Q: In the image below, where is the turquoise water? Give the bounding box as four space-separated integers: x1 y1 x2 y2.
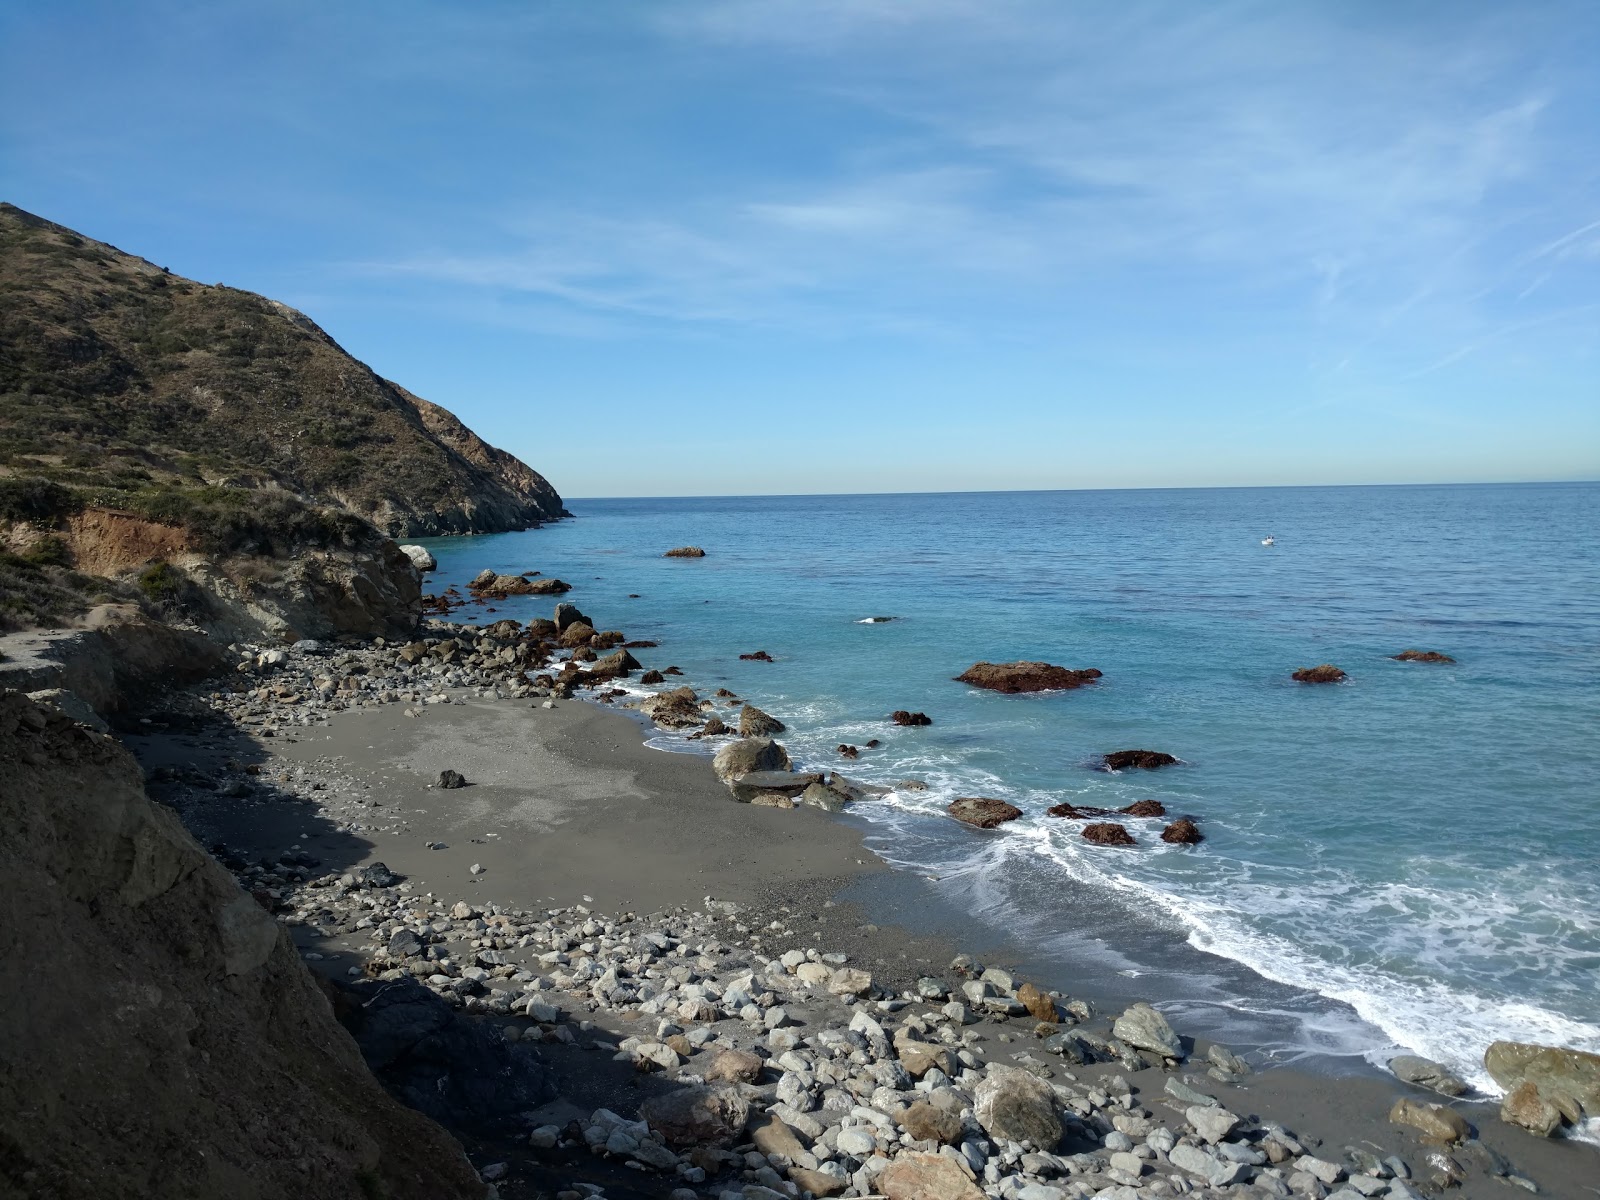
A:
419 483 1600 1088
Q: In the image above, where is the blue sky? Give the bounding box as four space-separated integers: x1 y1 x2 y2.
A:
3 1 1597 498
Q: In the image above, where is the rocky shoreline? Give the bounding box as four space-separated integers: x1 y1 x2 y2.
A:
93 591 1598 1200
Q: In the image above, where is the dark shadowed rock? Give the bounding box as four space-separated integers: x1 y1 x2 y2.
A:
892 710 933 726
1083 822 1135 846
552 602 590 632
663 546 706 558
740 650 775 662
1120 799 1167 817
955 661 1102 693
639 669 665 684
947 797 1023 829
1293 664 1347 683
640 1086 749 1146
837 743 858 759
700 715 728 736
437 770 466 789
1102 749 1179 771
1393 649 1455 663
1046 802 1111 819
1160 818 1203 844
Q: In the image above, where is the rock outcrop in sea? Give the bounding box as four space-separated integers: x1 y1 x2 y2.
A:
954 661 1103 693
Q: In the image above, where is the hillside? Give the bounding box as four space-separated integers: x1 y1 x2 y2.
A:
0 202 564 536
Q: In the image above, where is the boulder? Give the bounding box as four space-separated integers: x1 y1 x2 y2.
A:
710 736 792 784
892 710 933 726
700 715 728 735
558 621 596 647
954 661 1102 693
1016 982 1057 1022
749 793 796 809
1102 749 1179 771
1120 799 1167 817
947 797 1023 829
639 1085 749 1147
899 1100 963 1144
552 602 590 632
972 1065 1064 1148
641 687 703 728
1160 818 1203 844
800 782 850 812
740 650 775 662
1292 664 1347 683
880 1152 985 1200
1500 1080 1564 1137
704 1048 765 1084
437 770 466 790
827 967 874 996
663 546 706 558
731 771 821 802
1389 1055 1468 1097
398 544 436 571
896 1039 954 1079
1082 822 1135 846
639 669 665 685
837 743 858 759
1393 649 1455 663
738 704 786 736
469 572 570 597
1388 1097 1469 1143
585 649 640 680
1483 1040 1600 1118
1112 1003 1183 1059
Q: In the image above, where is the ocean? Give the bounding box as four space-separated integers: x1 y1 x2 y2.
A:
415 482 1600 1093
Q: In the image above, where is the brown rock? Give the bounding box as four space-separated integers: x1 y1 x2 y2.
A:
1293 663 1347 683
559 622 596 647
1393 649 1455 663
703 1048 764 1085
665 1034 693 1057
892 710 933 726
749 793 796 809
1160 818 1204 844
1501 1080 1564 1137
639 1086 749 1147
663 546 706 558
1388 1097 1470 1144
947 797 1023 829
837 743 859 759
1119 799 1167 817
790 1166 848 1196
700 715 728 736
1016 982 1057 1022
1102 749 1179 771
880 1152 984 1200
640 669 665 685
900 1101 963 1144
1484 1040 1600 1119
739 704 786 736
1082 822 1135 847
954 661 1102 693
1045 802 1111 819
740 650 774 661
896 1038 955 1079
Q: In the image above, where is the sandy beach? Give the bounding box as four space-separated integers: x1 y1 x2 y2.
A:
124 683 1600 1200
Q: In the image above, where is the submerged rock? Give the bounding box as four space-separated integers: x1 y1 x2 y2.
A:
1082 822 1135 846
954 661 1102 693
1102 749 1179 771
739 650 775 662
1393 649 1455 663
1120 798 1167 817
1160 818 1203 844
1293 663 1347 683
947 797 1023 829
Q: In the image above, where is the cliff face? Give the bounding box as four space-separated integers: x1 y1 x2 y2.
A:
0 202 564 536
0 690 486 1200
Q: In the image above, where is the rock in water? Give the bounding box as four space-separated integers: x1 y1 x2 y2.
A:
437 769 466 789
947 797 1023 829
1393 649 1455 663
1483 1040 1600 1119
892 710 933 726
1120 799 1166 816
712 737 791 783
552 601 590 632
1292 663 1347 683
639 1086 749 1146
1102 749 1179 770
1112 1003 1183 1059
738 704 786 736
880 1152 985 1200
1082 822 1135 846
739 649 775 661
398 544 436 571
663 546 706 557
1389 1054 1468 1097
1160 818 1203 844
972 1065 1064 1148
1388 1097 1470 1143
1501 1080 1564 1136
954 661 1102 693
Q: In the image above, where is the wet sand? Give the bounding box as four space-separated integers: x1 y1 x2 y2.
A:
128 693 1599 1199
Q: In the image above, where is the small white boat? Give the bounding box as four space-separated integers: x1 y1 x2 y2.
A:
1261 535 1275 546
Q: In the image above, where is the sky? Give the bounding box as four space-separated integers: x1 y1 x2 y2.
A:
2 1 1598 498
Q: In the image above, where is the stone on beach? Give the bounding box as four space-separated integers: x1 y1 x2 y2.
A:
1388 1097 1470 1143
1112 1002 1183 1059
972 1065 1064 1148
437 769 466 789
1501 1080 1565 1136
899 1100 962 1144
1389 1054 1467 1097
1293 663 1348 683
1016 981 1057 1022
880 1152 985 1200
703 1048 764 1084
801 781 851 812
1484 1040 1600 1121
640 1086 750 1146
1101 749 1179 771
946 797 1023 829
738 703 786 736
954 661 1102 693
